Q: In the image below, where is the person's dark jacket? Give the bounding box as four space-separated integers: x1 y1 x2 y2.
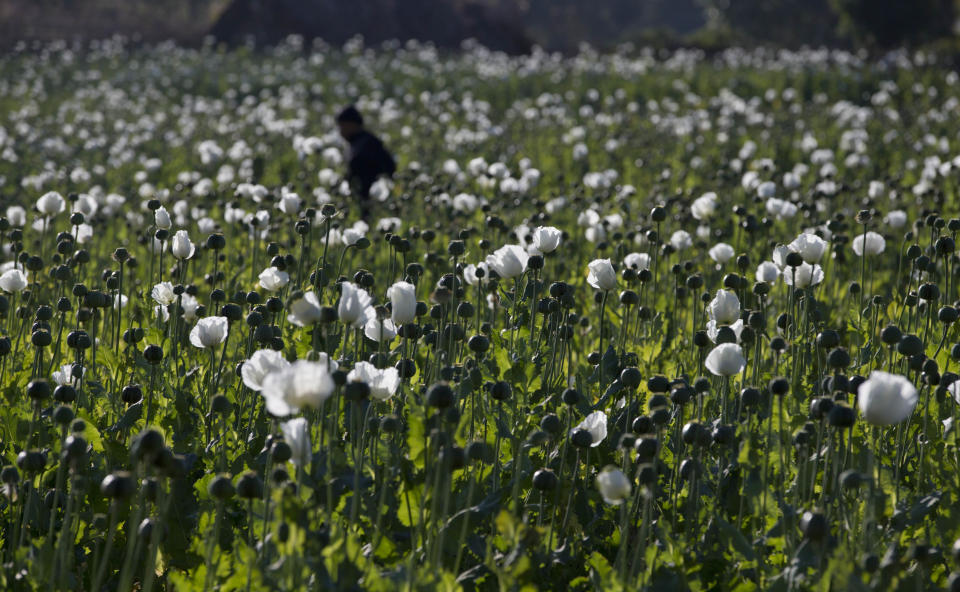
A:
346 130 396 201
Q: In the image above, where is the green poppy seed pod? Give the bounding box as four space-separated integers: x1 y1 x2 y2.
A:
489 381 511 402
620 367 642 389
236 472 264 499
467 334 489 354
681 421 703 446
63 434 87 460
632 415 654 434
636 463 656 485
1 466 18 484
838 469 863 491
539 413 561 434
740 387 760 408
650 206 666 222
905 292 918 308
880 324 902 345
562 388 580 406
800 511 827 541
769 377 790 397
53 405 75 426
828 403 856 428
265 297 283 314
27 379 52 401
143 344 164 364
770 336 788 352
136 429 165 458
571 428 593 448
679 458 698 480
670 385 693 406
31 330 52 348
395 359 416 378
208 475 236 500
121 384 143 404
810 397 835 420
137 518 156 542
647 375 670 393
940 306 959 324
715 326 737 344
634 437 659 461
465 441 489 464
380 414 401 433
918 283 939 302
457 301 475 318
897 334 923 356
427 383 455 408
440 446 466 472
619 290 639 306
101 471 136 500
827 348 850 369
815 330 839 349
206 233 226 250
270 439 293 463
712 424 735 446
211 394 232 415
220 303 242 322
648 394 669 410
533 468 558 491
693 331 709 348
122 328 144 345
344 381 370 402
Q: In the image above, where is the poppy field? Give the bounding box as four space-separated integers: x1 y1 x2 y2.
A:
3 38 960 590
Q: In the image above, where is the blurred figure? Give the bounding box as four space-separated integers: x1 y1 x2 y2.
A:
336 106 396 219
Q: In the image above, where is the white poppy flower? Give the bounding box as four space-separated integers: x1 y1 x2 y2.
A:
288 291 324 327
281 417 311 468
705 343 747 376
788 233 828 264
0 269 28 293
857 371 918 425
852 231 886 256
189 316 229 349
261 360 335 417
708 290 740 325
387 281 417 325
531 226 562 253
782 262 824 288
338 282 375 328
347 361 401 401
574 410 608 447
486 245 528 279
587 259 617 291
258 267 290 292
596 467 632 505
241 349 291 392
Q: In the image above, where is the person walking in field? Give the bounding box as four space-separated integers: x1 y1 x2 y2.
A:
336 105 396 220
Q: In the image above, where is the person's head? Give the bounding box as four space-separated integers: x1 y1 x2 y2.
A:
336 105 364 140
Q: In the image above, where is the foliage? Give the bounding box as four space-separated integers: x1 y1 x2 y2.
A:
0 38 958 591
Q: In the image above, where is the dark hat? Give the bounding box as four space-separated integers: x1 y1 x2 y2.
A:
336 105 363 125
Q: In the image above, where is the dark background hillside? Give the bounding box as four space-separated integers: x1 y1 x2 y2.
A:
0 0 957 52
